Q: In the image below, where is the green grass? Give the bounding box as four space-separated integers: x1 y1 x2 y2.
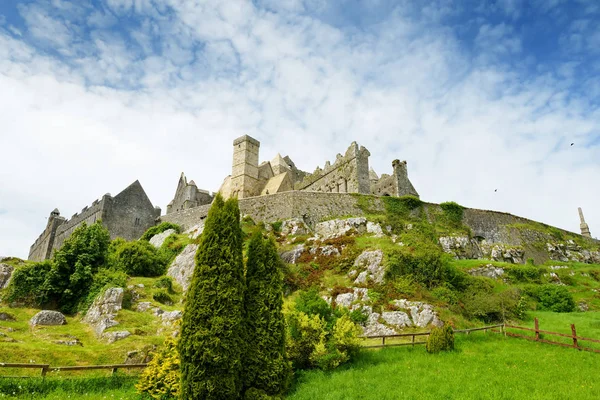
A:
287 333 600 400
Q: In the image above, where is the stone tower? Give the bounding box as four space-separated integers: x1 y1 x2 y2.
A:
231 135 260 198
393 159 419 198
579 207 591 238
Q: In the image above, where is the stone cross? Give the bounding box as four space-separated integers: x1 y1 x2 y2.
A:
578 207 591 238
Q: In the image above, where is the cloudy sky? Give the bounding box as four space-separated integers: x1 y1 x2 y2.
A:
1 0 599 258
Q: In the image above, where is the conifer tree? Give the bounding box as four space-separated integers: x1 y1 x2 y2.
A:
242 232 292 397
178 194 246 400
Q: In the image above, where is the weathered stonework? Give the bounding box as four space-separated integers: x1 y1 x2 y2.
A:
579 207 591 238
166 173 213 214
29 181 161 261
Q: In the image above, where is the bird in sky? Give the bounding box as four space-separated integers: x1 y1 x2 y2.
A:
494 189 497 192
571 143 574 146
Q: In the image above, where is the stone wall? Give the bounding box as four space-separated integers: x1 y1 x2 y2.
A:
52 197 108 252
295 142 371 194
28 214 65 262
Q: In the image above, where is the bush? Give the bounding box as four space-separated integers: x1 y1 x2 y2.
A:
136 337 180 399
140 222 181 241
555 269 575 286
439 201 464 226
532 285 576 312
460 285 520 323
294 288 334 324
110 240 167 277
506 265 544 283
431 286 459 305
159 234 190 265
4 260 52 306
348 308 368 325
286 311 327 369
426 325 454 353
386 245 451 288
153 289 173 305
154 276 174 293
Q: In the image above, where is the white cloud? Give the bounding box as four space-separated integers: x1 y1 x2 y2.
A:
0 0 599 258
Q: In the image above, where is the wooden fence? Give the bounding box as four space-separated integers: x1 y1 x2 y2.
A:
361 324 504 348
504 318 600 354
0 363 147 378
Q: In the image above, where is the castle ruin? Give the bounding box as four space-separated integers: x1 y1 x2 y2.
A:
166 173 214 214
215 135 419 199
28 180 161 262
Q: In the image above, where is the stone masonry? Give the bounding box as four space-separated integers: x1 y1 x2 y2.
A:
217 135 419 200
28 181 161 262
579 207 591 238
166 173 214 214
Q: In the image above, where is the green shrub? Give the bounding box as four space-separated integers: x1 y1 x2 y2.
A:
154 276 174 293
153 289 173 305
439 201 464 226
43 221 111 314
555 270 575 286
140 222 181 241
159 233 190 265
460 285 520 323
136 336 180 399
348 308 369 325
386 245 451 288
294 288 334 324
426 325 454 353
590 270 600 282
531 285 576 312
431 286 459 305
4 260 52 306
270 221 283 233
506 265 544 283
110 240 167 277
382 195 423 233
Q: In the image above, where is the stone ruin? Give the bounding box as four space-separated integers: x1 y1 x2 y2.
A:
213 134 419 200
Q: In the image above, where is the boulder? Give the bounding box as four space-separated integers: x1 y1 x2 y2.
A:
366 222 384 237
83 287 124 336
161 310 183 323
392 299 442 328
309 245 340 257
334 288 369 308
30 310 66 326
167 244 198 292
351 249 385 285
363 311 396 336
53 338 83 346
381 311 412 328
136 302 152 312
468 264 505 279
103 330 131 343
0 312 16 321
314 218 368 240
280 245 305 264
439 236 483 259
490 245 524 264
149 229 176 248
0 263 14 289
281 218 310 236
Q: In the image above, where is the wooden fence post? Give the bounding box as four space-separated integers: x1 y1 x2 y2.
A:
40 365 48 378
412 334 415 347
571 324 580 350
534 318 540 341
382 336 386 346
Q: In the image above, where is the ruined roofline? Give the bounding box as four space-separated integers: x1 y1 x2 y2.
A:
233 135 260 146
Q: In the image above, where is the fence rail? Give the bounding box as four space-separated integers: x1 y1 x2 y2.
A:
360 324 504 348
0 363 147 378
504 318 600 354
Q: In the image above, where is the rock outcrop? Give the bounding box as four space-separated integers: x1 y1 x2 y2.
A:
30 310 67 326
349 249 385 285
546 241 600 264
0 263 14 289
280 245 305 264
104 331 131 343
149 229 176 248
468 264 505 279
314 218 384 240
439 236 483 259
281 218 310 236
83 287 124 336
166 244 198 292
489 245 524 264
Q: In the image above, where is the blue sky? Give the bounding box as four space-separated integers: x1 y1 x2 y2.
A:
0 0 598 258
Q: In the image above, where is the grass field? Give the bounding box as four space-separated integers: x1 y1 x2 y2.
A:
287 332 600 400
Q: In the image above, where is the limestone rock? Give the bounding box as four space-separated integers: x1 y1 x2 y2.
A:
124 348 154 364
352 249 385 285
136 302 152 312
185 221 205 239
0 263 14 289
281 218 310 236
490 245 524 264
0 312 16 321
546 242 600 264
83 287 124 336
314 218 368 240
53 338 82 346
334 288 369 308
149 229 176 248
468 265 505 279
439 236 483 259
363 311 396 336
161 310 183 323
280 245 305 264
310 245 340 257
167 244 198 292
366 222 384 237
392 299 442 328
103 330 131 343
381 311 412 328
30 310 66 326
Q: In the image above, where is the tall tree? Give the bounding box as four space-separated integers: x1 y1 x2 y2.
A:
243 232 291 397
178 194 246 400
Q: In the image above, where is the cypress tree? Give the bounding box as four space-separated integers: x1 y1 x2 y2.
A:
179 194 246 399
243 232 292 397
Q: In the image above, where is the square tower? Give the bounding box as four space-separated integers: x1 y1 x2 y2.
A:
231 135 260 198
